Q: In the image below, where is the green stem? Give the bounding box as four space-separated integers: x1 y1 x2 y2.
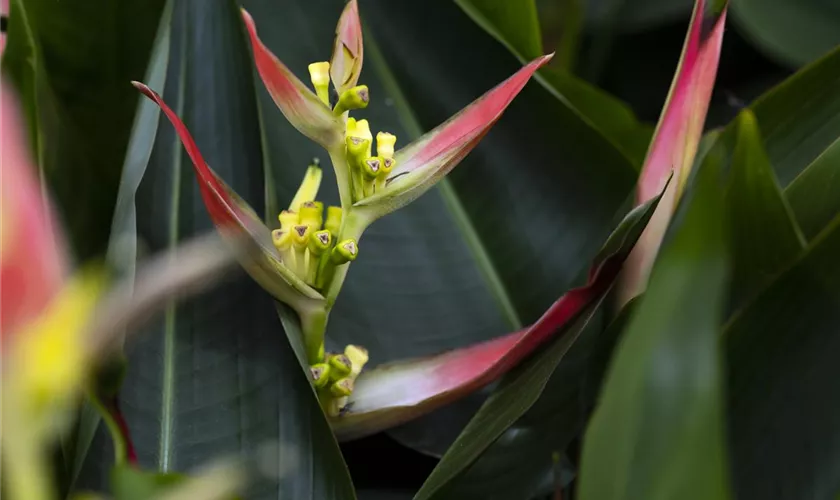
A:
328 147 353 215
301 306 329 365
325 209 370 306
89 394 128 465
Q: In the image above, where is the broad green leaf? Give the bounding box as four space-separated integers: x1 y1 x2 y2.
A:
731 0 840 67
1 0 166 260
75 1 354 498
239 0 637 455
454 0 543 61
749 45 840 188
585 0 693 33
784 138 840 240
64 5 176 491
457 0 651 166
723 110 805 308
578 161 731 500
725 213 840 500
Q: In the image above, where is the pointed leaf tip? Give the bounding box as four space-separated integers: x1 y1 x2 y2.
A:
241 8 343 148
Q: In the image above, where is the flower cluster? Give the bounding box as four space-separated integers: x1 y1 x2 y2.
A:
136 0 550 415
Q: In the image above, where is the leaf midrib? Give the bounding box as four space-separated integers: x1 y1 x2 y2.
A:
158 17 187 472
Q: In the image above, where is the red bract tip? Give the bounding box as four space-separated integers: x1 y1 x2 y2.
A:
241 8 343 148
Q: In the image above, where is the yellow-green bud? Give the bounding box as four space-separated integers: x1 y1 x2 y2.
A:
299 201 323 230
328 353 353 380
310 363 331 388
330 377 354 397
344 344 369 377
334 85 370 115
331 239 358 264
278 210 299 231
308 61 331 105
289 164 323 212
292 225 311 250
362 157 382 179
271 229 292 251
376 132 396 159
345 136 370 168
324 206 343 236
309 230 332 256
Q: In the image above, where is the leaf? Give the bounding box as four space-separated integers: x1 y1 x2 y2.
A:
731 0 840 67
725 212 840 500
586 0 694 33
618 0 728 307
785 138 840 240
455 0 651 165
750 45 840 188
578 161 731 500
74 1 354 498
1 0 166 260
453 0 543 62
723 110 805 308
410 192 661 499
243 0 638 455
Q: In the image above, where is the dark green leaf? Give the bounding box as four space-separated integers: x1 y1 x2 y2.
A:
784 138 840 240
454 0 543 61
723 110 805 308
585 0 693 33
731 0 840 67
725 213 840 500
1 0 166 260
457 0 651 165
749 45 840 188
578 162 731 500
76 1 354 498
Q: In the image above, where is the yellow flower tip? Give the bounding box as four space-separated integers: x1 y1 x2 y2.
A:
299 201 324 230
12 272 105 419
278 210 299 231
330 377 354 397
289 165 323 212
308 61 331 105
344 344 369 377
376 132 397 159
272 229 292 250
292 225 312 248
308 62 331 86
355 119 373 142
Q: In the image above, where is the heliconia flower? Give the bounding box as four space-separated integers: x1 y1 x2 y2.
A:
332 192 663 440
618 0 728 307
